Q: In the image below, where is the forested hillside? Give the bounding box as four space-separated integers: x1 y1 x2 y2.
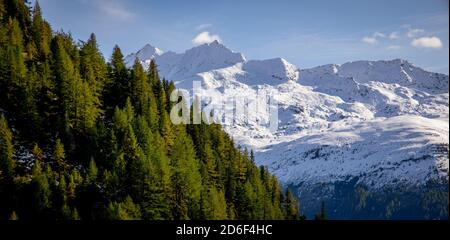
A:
0 0 302 220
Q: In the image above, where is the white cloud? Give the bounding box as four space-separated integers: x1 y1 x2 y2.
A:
192 31 221 45
407 28 425 38
196 23 213 30
373 32 385 38
362 37 377 45
386 45 401 50
389 32 399 39
411 36 443 49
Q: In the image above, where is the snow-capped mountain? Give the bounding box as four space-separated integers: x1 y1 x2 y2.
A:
301 59 448 95
124 44 164 67
127 43 449 219
125 40 246 81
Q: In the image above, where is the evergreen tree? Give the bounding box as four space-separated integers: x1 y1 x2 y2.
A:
0 115 15 219
107 196 141 220
53 33 100 136
80 33 107 104
31 1 51 60
0 115 15 183
148 59 160 88
105 45 129 112
133 116 171 219
284 189 301 220
86 158 98 184
53 139 67 173
0 1 303 220
170 128 202 220
201 186 227 220
130 59 158 129
30 160 51 217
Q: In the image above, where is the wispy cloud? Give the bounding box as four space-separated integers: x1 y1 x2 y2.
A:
196 23 213 31
386 45 401 50
362 36 377 45
373 32 385 38
81 0 136 21
407 28 425 38
411 36 443 49
388 32 399 39
192 31 221 45
362 31 387 45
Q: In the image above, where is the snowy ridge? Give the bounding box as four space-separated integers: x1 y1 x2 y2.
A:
160 40 246 80
301 59 449 94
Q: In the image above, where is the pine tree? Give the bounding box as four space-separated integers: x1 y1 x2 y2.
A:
66 172 78 204
86 158 98 184
80 33 107 103
53 33 100 136
284 189 301 220
105 45 129 112
0 115 15 183
133 116 171 219
201 186 228 220
2 18 35 128
170 128 202 220
130 59 158 129
32 143 43 162
1 0 32 40
152 75 174 148
31 1 51 60
107 196 141 220
0 115 15 219
53 139 67 173
148 59 160 88
31 160 52 217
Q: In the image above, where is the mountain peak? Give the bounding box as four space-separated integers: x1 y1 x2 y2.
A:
162 41 246 78
140 43 163 55
124 43 163 67
194 41 244 58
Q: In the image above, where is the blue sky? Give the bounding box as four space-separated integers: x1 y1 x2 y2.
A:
34 0 449 73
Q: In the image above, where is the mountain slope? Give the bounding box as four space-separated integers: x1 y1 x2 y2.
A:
127 43 449 219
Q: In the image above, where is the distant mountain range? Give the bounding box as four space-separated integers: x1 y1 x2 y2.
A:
125 41 449 219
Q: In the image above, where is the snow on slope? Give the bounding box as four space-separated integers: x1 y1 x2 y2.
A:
126 43 449 193
256 115 448 190
301 59 449 95
194 57 300 89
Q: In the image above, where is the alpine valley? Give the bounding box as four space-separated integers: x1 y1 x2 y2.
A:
125 41 449 219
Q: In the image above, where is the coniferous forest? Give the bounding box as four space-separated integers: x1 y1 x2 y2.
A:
0 0 302 220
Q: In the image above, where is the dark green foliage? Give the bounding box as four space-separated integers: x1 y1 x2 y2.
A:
284 189 302 220
104 45 129 114
0 115 15 182
0 2 302 220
